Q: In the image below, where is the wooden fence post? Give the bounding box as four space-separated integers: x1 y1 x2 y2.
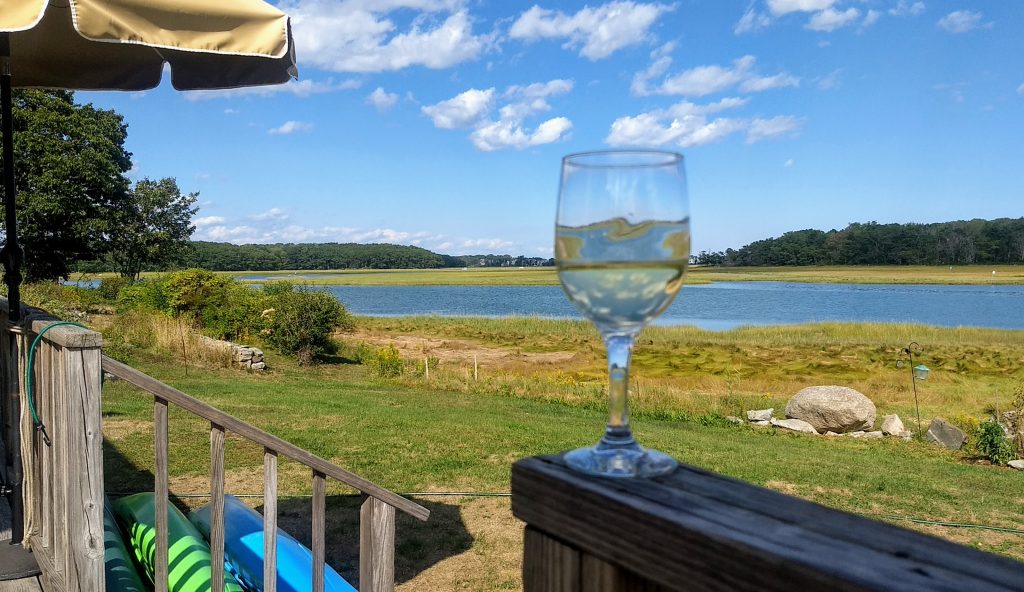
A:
360 496 395 592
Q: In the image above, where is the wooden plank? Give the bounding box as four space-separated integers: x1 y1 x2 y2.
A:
263 449 278 592
511 456 1024 592
62 346 104 591
359 495 396 592
53 346 69 584
154 398 169 592
26 320 101 349
0 576 44 592
311 471 326 592
522 527 579 592
210 424 226 592
101 356 429 522
28 536 67 592
580 554 666 592
40 342 53 551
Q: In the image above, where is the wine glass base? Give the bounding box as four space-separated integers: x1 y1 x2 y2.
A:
564 443 678 478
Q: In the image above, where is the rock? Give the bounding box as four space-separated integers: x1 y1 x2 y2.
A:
747 408 774 422
770 418 819 435
881 414 905 436
824 431 841 437
250 362 267 371
1009 460 1024 471
786 386 876 433
897 430 914 441
863 431 884 439
102 371 120 383
846 431 866 438
726 416 744 425
925 418 967 450
751 420 771 427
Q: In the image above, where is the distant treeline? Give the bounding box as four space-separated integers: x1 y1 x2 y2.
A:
695 218 1024 267
171 242 554 271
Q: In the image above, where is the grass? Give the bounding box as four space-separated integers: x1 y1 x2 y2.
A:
97 316 1024 590
76 264 1024 287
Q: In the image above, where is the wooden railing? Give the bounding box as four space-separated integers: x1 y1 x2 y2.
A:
2 302 105 592
512 454 1023 592
101 356 430 592
2 298 428 591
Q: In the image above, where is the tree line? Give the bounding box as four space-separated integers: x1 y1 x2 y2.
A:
695 219 1024 267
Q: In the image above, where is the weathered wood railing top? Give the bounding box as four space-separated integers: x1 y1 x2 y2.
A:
512 454 1023 592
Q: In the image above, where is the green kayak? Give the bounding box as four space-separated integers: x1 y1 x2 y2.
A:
104 496 147 592
113 493 245 592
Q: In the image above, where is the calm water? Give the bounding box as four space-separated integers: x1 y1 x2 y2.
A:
314 282 1024 331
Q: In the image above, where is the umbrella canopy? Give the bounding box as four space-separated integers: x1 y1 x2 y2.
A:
0 0 297 552
1 0 296 90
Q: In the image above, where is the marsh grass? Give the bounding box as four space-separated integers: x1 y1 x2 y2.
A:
103 310 234 368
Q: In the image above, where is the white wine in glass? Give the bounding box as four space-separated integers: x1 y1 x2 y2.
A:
556 150 690 478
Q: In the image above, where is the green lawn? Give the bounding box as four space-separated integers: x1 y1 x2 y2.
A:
100 347 1024 589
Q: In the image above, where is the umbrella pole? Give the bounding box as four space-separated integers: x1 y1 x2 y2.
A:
0 33 26 546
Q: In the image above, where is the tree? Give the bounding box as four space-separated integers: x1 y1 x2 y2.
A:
6 90 132 280
107 178 198 279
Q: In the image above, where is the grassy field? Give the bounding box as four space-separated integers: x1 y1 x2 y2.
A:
98 317 1024 590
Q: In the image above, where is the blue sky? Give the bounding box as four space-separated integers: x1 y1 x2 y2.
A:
83 1 1024 256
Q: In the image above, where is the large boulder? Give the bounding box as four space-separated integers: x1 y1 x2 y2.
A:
925 418 967 450
785 386 876 433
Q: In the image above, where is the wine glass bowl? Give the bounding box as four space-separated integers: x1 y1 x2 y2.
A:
556 150 689 478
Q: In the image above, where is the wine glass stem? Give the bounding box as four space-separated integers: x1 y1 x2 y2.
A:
601 333 637 448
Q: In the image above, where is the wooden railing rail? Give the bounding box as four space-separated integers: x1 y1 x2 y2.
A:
1 300 105 592
512 455 1023 592
101 355 429 592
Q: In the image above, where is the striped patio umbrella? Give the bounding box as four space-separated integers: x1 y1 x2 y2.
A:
0 0 297 551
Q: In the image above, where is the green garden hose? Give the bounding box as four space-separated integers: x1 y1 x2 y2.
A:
25 320 89 446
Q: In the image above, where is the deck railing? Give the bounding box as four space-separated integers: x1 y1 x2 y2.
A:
512 454 1023 592
3 299 428 592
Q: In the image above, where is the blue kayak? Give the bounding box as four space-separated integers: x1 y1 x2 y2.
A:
190 495 356 592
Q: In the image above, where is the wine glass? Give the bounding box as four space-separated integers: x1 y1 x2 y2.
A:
555 150 690 478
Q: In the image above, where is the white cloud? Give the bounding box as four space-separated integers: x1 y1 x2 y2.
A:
937 10 988 34
806 7 860 32
422 88 495 129
193 216 226 227
734 7 773 34
746 115 804 143
185 78 359 101
224 108 239 115
861 9 880 28
267 121 314 135
251 208 290 221
1017 83 1024 96
766 0 835 16
637 55 798 97
889 1 925 17
470 117 573 152
784 158 795 167
739 72 800 92
509 1 674 60
459 238 515 250
424 80 574 151
366 87 399 111
606 97 802 148
816 69 842 90
279 1 490 73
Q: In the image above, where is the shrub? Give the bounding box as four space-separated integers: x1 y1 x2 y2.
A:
117 279 168 312
162 268 232 318
975 420 1014 465
262 286 352 363
372 345 404 378
98 277 134 301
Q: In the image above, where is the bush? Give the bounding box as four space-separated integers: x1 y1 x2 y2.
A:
98 277 134 301
117 279 168 312
371 345 403 378
975 420 1014 465
262 285 352 364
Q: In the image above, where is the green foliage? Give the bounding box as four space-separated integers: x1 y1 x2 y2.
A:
9 90 132 280
371 345 404 378
117 279 168 312
262 285 352 364
99 277 134 301
107 177 198 279
976 420 1014 465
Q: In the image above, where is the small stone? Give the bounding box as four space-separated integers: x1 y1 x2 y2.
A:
250 362 267 371
846 431 866 438
925 418 967 451
1008 460 1024 471
881 414 905 436
863 431 884 439
751 420 771 427
726 416 744 425
897 430 914 442
747 408 774 422
102 371 120 383
824 431 841 437
770 418 819 434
